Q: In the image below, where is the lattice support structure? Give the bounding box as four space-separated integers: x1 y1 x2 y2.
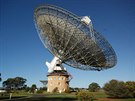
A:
34 4 117 71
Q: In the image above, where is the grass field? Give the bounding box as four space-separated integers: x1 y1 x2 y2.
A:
92 91 135 101
0 91 135 101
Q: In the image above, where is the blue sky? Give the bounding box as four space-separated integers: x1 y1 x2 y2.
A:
0 0 135 88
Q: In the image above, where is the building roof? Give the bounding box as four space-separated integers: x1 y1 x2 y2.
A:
47 70 70 77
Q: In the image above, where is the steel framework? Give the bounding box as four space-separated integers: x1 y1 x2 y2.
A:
34 4 117 71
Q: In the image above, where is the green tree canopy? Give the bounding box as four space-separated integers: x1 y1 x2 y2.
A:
3 77 27 90
125 81 135 98
103 79 135 98
30 84 37 93
31 84 37 89
88 82 100 92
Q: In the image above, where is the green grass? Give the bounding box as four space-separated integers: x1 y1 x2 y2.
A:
92 90 135 101
90 90 108 98
0 90 135 101
41 92 135 101
0 90 30 100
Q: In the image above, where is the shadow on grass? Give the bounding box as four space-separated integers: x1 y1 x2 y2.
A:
1 97 77 101
27 97 77 101
0 96 27 100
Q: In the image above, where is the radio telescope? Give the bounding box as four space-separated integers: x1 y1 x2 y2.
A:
34 4 117 92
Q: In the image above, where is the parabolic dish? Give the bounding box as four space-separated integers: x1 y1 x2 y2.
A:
34 4 117 71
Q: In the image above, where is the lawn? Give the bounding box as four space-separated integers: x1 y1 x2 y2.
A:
0 91 135 101
90 90 135 101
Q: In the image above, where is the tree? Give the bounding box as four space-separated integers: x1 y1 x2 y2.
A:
88 82 100 92
14 77 27 89
3 77 27 90
103 79 134 98
125 81 135 98
25 86 31 92
31 84 37 89
30 84 37 93
3 78 14 89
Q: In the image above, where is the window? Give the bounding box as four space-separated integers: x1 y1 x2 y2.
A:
54 77 56 80
58 82 61 86
50 82 52 86
50 78 52 80
58 77 61 80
